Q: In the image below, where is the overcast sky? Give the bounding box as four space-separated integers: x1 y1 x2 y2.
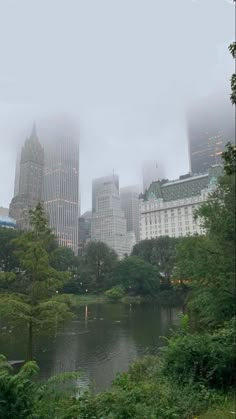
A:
0 0 234 213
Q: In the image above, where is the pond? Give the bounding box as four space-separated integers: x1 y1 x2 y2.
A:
1 302 182 392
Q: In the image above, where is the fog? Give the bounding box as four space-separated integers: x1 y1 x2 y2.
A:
0 0 234 213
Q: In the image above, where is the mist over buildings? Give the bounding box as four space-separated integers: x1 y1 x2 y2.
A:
0 0 234 213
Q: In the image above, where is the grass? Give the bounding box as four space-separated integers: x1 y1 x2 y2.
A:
199 398 235 419
70 294 107 305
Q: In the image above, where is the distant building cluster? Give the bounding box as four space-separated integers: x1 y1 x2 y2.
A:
3 95 233 256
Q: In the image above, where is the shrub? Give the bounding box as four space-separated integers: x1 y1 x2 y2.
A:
105 286 125 301
162 318 236 389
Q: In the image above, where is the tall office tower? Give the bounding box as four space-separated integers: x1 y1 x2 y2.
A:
142 160 163 192
42 118 79 253
187 93 235 174
92 174 119 213
9 125 44 230
120 185 141 242
91 177 132 258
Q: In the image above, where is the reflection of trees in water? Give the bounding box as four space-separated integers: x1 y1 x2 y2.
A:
125 304 182 356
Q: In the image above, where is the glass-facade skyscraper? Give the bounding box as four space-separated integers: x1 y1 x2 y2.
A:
187 94 235 174
42 135 79 253
41 117 80 254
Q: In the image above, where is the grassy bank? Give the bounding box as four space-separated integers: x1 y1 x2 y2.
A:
68 287 187 306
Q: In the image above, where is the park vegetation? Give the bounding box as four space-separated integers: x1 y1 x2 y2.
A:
0 42 235 417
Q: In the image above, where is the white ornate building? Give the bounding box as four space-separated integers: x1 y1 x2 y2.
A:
140 166 222 240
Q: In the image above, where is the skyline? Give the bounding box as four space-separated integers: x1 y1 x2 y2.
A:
0 0 234 213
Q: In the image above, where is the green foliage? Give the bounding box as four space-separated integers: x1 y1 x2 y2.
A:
112 256 160 296
79 241 118 293
175 143 236 326
49 246 78 271
0 356 80 419
162 318 236 389
105 285 125 301
132 236 179 285
229 41 236 104
0 355 38 419
0 204 73 360
0 227 20 272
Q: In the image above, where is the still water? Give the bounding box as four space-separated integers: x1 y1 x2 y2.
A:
1 303 181 391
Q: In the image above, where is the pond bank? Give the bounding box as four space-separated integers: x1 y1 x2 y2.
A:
69 288 188 307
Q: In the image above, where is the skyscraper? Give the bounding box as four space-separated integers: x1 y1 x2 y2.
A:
92 174 119 213
91 176 133 258
187 94 235 174
42 119 79 253
120 185 141 242
9 125 44 229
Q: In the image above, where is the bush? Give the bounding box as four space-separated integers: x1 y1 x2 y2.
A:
162 317 236 389
105 286 125 301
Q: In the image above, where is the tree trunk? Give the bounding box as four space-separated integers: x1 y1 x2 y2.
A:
27 319 33 361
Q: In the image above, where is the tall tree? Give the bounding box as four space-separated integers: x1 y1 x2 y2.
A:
0 203 72 360
113 256 160 296
132 237 179 286
80 241 118 293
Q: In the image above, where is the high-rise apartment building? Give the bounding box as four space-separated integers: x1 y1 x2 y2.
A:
92 174 119 213
9 125 44 229
187 94 235 174
120 185 141 242
91 176 133 258
142 160 163 192
140 165 222 240
42 126 79 254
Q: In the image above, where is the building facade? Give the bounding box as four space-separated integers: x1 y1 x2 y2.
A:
187 94 235 174
120 185 141 242
42 132 79 254
140 166 222 241
92 174 119 213
9 125 44 230
91 177 133 258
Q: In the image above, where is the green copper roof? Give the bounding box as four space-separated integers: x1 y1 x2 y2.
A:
143 165 223 202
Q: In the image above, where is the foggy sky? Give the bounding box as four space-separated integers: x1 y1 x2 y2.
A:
0 0 234 213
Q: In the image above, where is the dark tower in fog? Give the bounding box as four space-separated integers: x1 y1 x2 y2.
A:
9 124 44 229
187 94 235 174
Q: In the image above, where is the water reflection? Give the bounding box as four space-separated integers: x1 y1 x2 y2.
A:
0 303 181 391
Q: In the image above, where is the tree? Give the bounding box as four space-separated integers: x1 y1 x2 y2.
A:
0 203 73 360
175 143 236 326
113 256 160 296
49 246 78 271
132 237 179 286
80 241 118 293
0 227 21 272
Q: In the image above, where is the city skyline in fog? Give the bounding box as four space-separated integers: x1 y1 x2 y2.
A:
0 0 234 213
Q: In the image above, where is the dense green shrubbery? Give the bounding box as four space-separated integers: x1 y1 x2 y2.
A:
1 317 235 418
105 285 125 301
162 318 236 389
